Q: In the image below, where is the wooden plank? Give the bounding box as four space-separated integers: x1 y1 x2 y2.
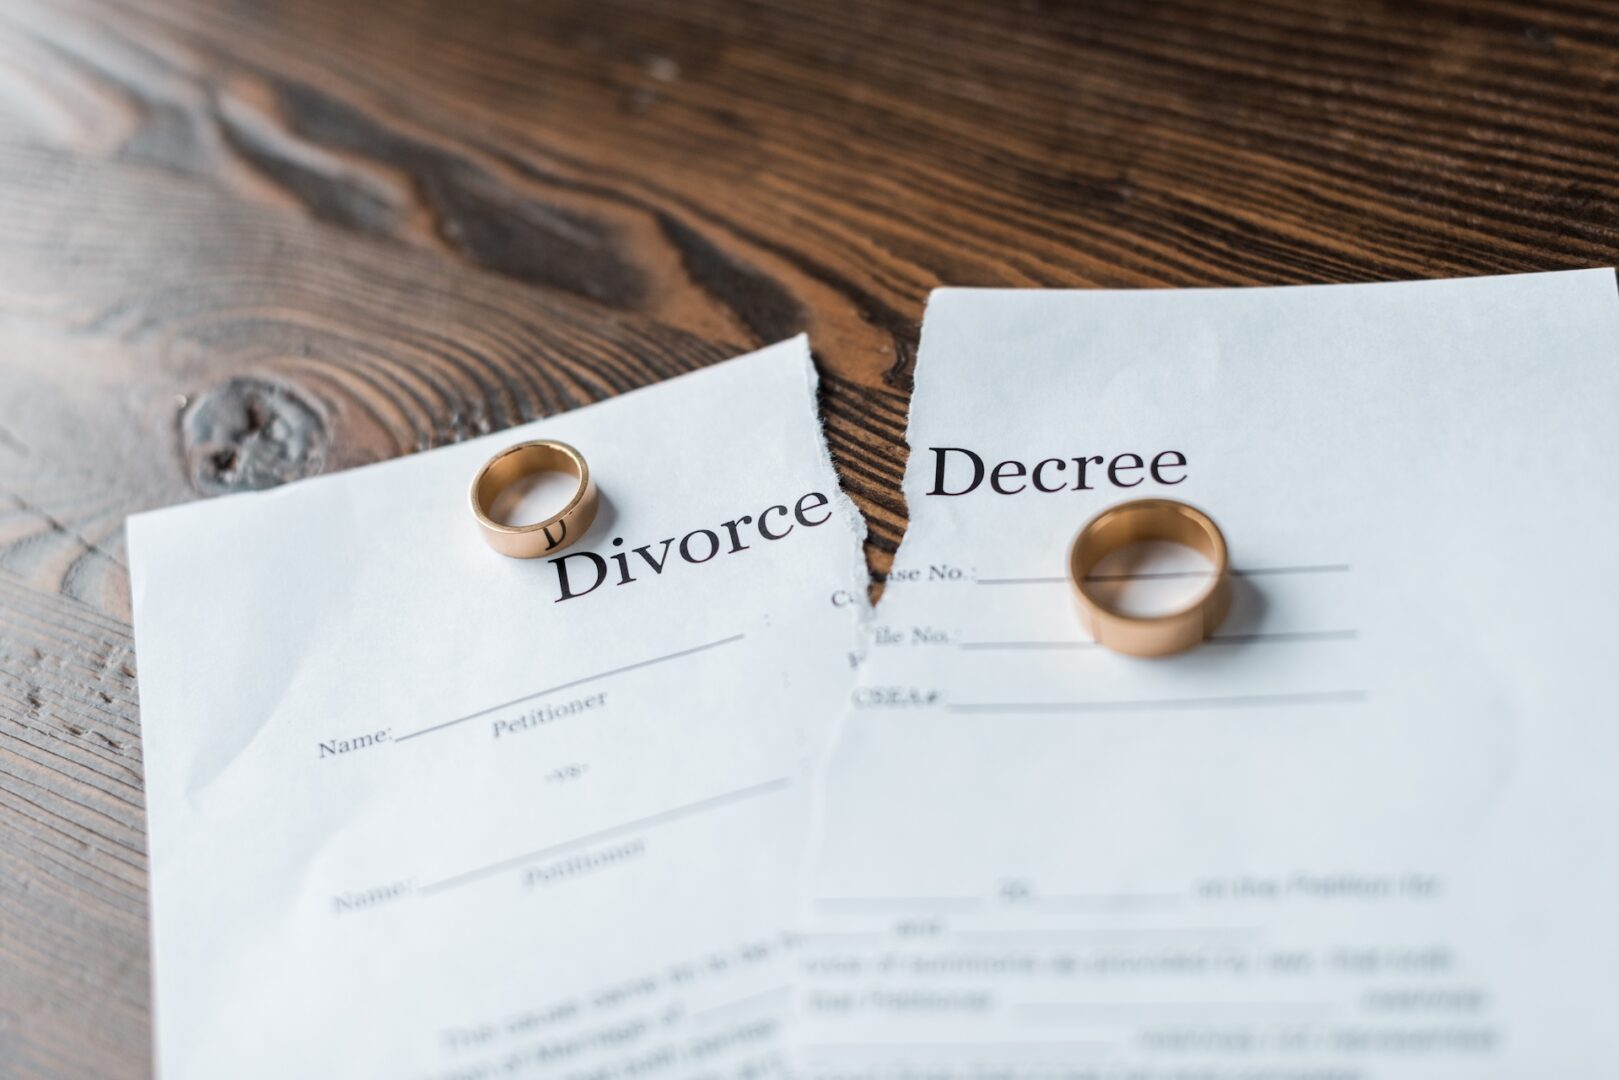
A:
4 0 1619 1074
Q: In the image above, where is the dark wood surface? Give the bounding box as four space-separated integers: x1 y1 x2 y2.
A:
4 0 1619 1074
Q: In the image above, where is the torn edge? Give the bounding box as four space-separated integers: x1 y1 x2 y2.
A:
793 331 874 671
876 287 953 612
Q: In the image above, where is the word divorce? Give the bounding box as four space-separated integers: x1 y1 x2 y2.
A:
549 491 834 602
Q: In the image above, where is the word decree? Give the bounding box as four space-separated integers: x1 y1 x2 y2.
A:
925 446 1188 496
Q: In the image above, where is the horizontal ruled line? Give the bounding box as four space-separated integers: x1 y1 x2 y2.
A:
394 633 745 742
801 1040 1115 1054
1206 629 1357 645
955 926 1262 942
1016 999 1339 1016
812 892 1181 911
417 777 788 896
977 563 1351 586
947 690 1366 714
960 629 1357 650
814 895 986 912
1026 892 1184 908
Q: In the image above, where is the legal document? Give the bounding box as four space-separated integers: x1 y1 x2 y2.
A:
800 271 1619 1079
128 338 869 1078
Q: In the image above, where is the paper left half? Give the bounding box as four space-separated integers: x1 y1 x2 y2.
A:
126 336 870 1079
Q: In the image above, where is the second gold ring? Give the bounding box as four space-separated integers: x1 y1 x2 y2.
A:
1068 498 1231 657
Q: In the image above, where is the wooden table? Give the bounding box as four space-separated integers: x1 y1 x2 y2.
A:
3 1 1617 1074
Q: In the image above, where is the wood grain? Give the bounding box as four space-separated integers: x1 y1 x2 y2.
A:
4 0 1619 1074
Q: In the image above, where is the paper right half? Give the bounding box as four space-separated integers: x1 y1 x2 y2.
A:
798 269 1619 1078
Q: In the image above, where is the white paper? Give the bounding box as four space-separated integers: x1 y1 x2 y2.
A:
128 337 869 1079
800 272 1619 1078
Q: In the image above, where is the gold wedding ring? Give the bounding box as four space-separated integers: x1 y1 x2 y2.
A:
1068 498 1231 657
470 440 598 558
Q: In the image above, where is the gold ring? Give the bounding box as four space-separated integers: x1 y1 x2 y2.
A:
1068 498 1231 657
470 440 598 558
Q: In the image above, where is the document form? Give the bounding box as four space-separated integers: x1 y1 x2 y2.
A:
800 271 1619 1079
128 337 868 1079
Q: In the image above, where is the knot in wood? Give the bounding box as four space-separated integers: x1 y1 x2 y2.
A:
181 377 326 495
